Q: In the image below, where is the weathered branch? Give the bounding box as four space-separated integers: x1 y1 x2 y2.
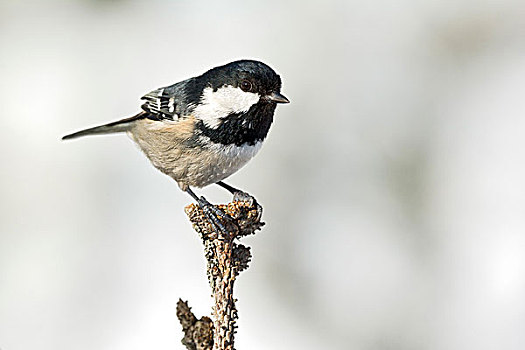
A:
176 300 214 350
177 193 264 350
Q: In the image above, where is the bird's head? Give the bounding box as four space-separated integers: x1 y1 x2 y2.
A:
192 60 289 130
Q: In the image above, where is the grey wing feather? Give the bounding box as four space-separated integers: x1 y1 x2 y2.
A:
140 80 190 121
62 79 194 141
62 113 144 140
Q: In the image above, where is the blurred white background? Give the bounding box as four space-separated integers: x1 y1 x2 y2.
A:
1 0 525 349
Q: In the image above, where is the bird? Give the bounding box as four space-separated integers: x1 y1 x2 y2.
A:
62 59 289 232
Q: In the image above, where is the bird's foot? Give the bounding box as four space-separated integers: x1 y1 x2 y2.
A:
196 196 237 239
232 191 255 205
216 181 256 206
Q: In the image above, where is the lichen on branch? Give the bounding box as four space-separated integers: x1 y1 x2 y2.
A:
178 193 264 350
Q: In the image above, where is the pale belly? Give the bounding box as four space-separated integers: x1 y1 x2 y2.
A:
128 119 263 189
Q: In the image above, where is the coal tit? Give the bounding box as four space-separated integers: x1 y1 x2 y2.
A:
63 59 289 229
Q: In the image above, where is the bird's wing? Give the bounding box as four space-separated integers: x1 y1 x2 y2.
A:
140 84 186 122
63 81 194 140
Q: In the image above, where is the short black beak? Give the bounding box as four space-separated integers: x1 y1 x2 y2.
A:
267 91 290 104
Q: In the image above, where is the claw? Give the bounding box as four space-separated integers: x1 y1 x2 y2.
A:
185 187 243 239
197 196 237 238
232 191 255 206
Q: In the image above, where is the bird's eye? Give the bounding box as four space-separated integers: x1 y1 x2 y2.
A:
240 80 253 92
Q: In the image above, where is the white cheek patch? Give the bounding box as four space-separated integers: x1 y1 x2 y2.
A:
193 85 260 129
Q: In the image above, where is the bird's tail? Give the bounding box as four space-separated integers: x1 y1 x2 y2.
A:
62 113 145 140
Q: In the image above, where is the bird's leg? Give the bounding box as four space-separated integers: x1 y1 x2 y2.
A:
185 187 235 236
216 181 255 204
215 181 240 194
